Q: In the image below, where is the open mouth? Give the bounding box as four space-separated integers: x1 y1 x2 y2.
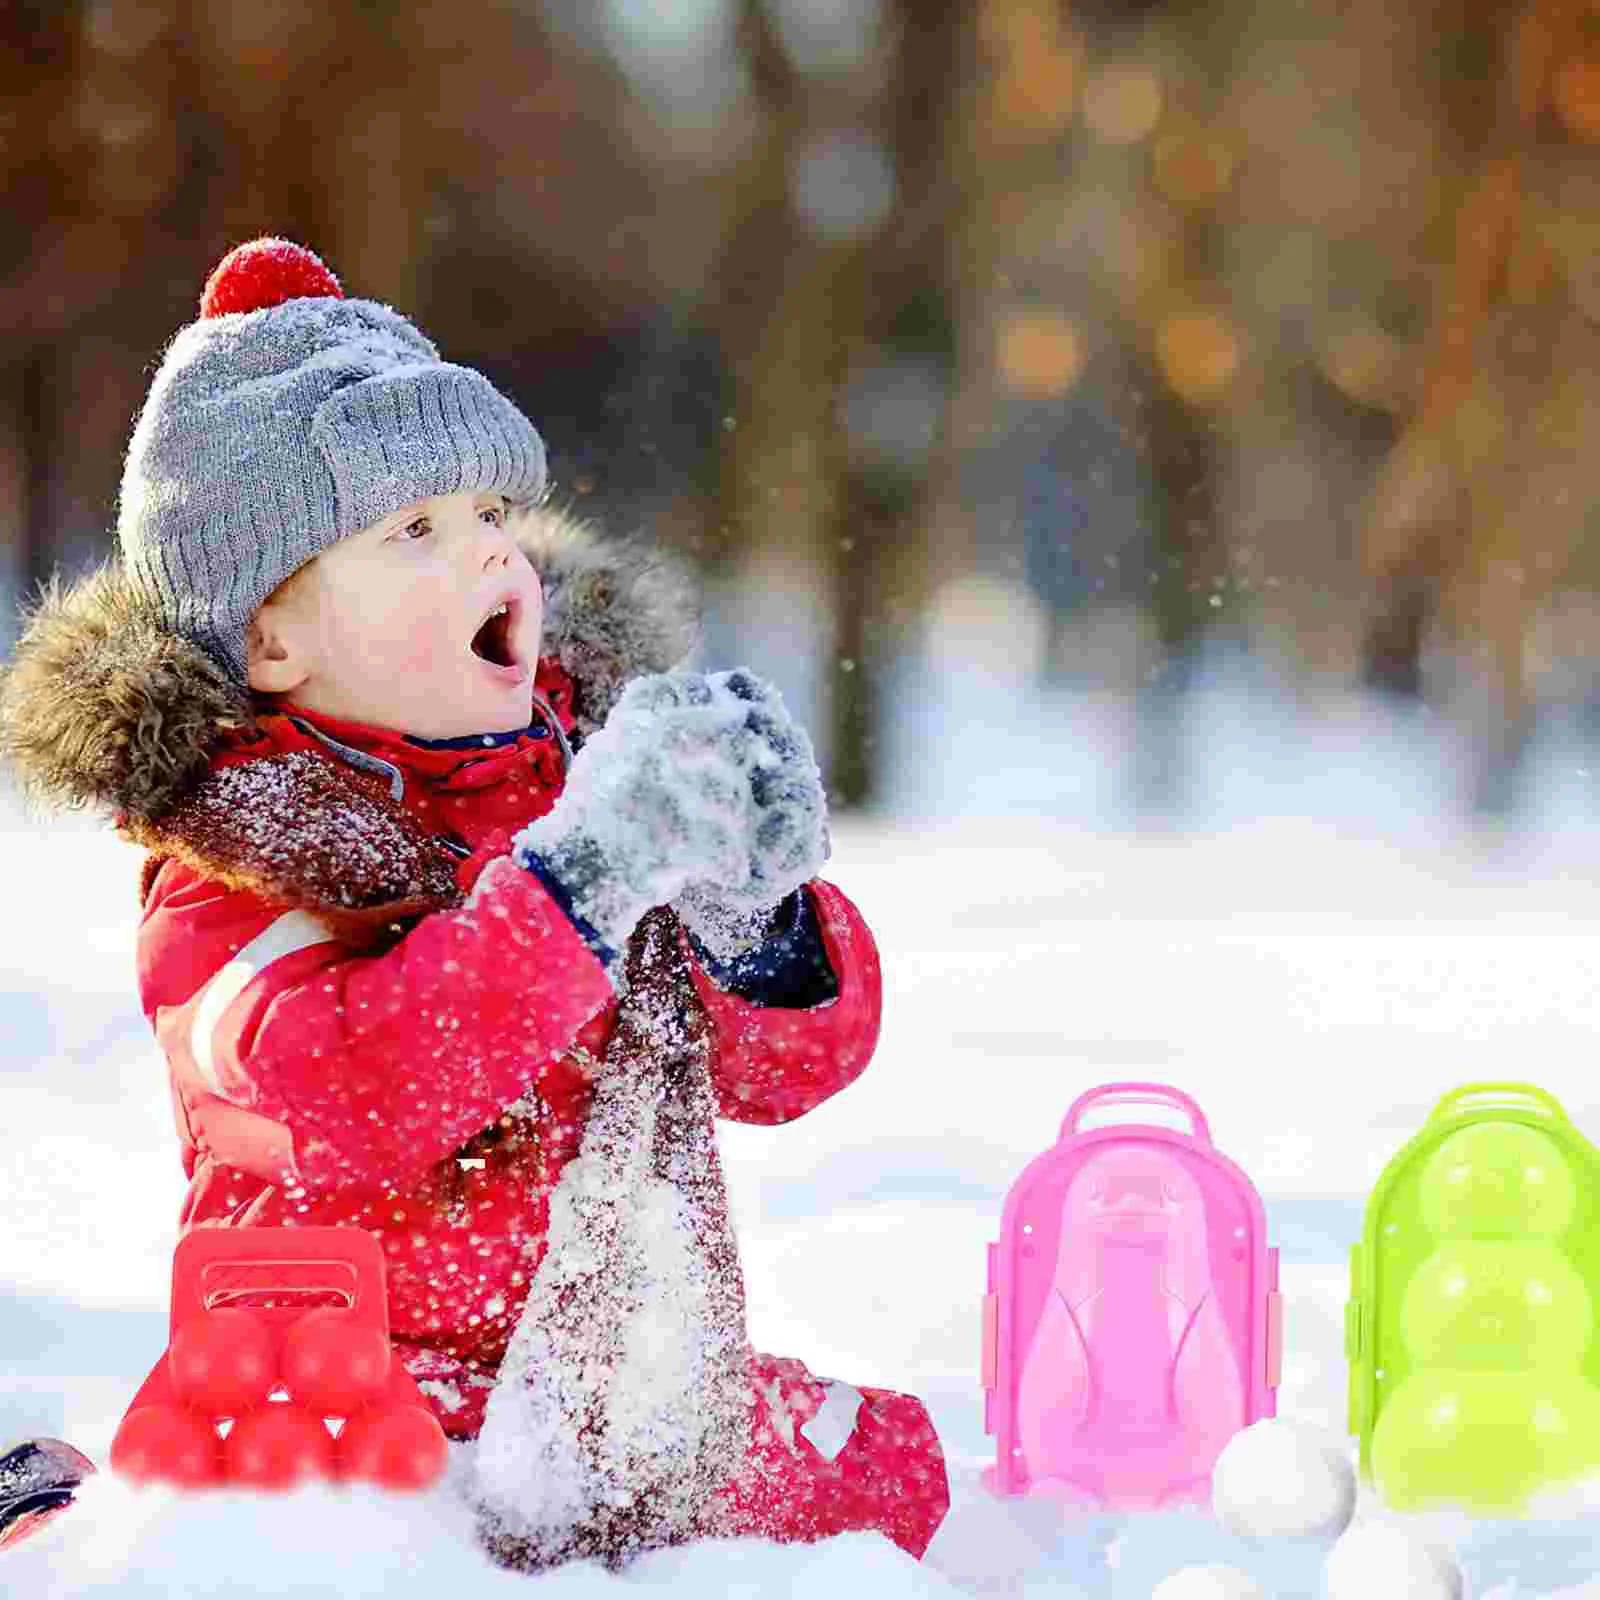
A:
470 595 520 669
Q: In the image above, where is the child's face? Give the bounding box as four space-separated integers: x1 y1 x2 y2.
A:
246 491 544 738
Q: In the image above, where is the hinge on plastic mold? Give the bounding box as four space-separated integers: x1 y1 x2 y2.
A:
981 1293 998 1391
1346 1303 1365 1437
1344 1299 1362 1361
1265 1289 1283 1389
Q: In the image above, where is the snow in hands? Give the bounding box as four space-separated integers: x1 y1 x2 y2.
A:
671 668 829 961
512 668 828 960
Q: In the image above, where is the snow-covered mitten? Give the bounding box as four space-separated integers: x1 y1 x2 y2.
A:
510 670 778 958
670 670 830 961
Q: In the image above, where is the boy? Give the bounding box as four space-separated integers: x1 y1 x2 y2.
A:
0 240 948 1565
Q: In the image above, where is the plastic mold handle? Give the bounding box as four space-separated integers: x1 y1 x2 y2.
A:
1428 1082 1570 1125
1060 1082 1212 1145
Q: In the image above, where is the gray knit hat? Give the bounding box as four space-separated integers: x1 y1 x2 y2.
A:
117 238 548 685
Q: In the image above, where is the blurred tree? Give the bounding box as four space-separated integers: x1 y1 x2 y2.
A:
928 0 1235 810
1361 0 1600 806
2 1 178 599
5 0 1600 826
708 0 962 807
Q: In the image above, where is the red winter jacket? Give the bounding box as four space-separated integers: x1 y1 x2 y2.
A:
134 679 882 1438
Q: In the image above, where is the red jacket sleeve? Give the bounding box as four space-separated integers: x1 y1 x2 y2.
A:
688 878 882 1126
139 855 614 1194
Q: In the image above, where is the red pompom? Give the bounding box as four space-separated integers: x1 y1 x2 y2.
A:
199 238 344 319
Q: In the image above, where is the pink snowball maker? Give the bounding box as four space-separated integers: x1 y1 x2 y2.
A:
982 1083 1281 1511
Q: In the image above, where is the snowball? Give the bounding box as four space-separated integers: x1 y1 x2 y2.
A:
1324 1521 1464 1600
1211 1418 1356 1541
1151 1565 1264 1600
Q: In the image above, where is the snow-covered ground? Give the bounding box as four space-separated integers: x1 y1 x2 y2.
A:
7 684 1600 1596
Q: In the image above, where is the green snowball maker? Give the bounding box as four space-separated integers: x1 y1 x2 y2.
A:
1347 1081 1600 1514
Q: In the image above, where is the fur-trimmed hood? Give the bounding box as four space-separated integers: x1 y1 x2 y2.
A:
0 505 697 830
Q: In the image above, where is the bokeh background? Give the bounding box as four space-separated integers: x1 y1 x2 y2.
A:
4 0 1600 824
10 12 1600 1593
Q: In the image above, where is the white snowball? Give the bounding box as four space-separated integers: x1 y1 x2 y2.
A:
1150 1564 1263 1600
1210 1418 1357 1541
1324 1521 1464 1600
